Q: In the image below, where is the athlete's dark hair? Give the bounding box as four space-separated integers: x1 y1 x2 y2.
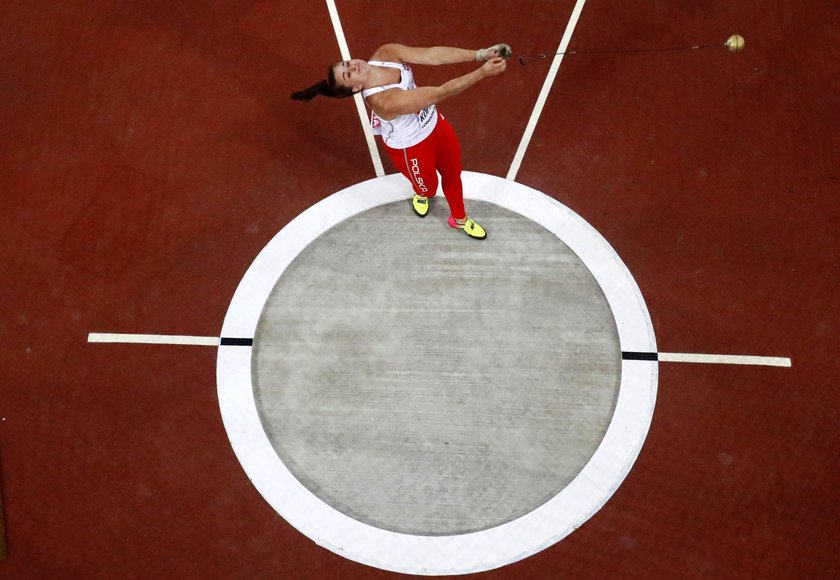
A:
290 64 357 101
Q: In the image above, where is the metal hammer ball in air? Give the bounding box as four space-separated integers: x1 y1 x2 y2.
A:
726 34 745 53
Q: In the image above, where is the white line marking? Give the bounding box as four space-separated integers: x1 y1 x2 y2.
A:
658 352 792 367
325 0 385 177
507 0 587 182
88 333 219 346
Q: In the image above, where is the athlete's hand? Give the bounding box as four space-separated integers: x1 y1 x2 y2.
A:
476 43 512 61
480 57 507 77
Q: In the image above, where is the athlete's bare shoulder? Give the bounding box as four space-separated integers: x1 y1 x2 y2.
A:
369 43 408 63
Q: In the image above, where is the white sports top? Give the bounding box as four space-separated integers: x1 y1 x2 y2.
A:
361 61 438 149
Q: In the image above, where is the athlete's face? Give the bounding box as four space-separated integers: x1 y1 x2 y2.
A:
332 59 369 92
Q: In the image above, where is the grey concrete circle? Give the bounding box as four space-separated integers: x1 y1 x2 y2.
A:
252 199 621 536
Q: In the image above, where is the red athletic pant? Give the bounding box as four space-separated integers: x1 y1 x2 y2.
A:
383 116 466 220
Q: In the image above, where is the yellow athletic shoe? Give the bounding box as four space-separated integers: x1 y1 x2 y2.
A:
448 215 487 240
412 194 430 217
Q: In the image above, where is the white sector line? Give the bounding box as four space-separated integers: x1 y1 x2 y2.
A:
507 0 587 181
325 0 384 177
87 333 218 346
658 352 792 367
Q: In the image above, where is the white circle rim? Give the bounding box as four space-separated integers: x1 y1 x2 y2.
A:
216 172 658 575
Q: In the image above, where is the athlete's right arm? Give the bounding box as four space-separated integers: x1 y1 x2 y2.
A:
372 43 512 65
367 58 507 120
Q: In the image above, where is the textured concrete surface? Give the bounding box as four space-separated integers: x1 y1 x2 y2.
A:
253 199 620 535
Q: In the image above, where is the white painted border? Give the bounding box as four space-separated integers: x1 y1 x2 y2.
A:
216 172 658 575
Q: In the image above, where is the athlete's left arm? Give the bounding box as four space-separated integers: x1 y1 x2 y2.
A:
372 43 509 65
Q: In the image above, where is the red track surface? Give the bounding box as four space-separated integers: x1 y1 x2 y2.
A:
1 1 838 578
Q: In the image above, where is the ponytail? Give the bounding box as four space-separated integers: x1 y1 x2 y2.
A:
290 64 358 101
290 80 330 101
